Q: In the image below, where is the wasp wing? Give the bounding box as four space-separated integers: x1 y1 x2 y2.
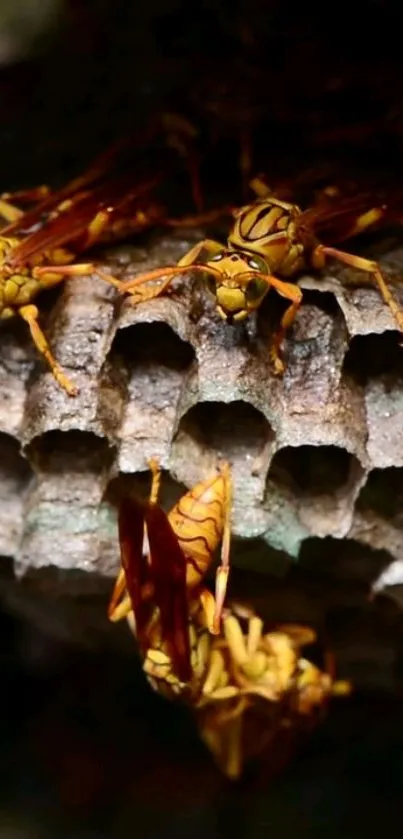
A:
144 503 192 683
296 189 403 246
3 112 198 267
1 117 171 238
118 497 151 639
6 168 168 269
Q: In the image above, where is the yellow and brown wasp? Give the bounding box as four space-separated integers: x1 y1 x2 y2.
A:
116 178 403 374
108 457 233 673
108 459 350 780
0 115 207 396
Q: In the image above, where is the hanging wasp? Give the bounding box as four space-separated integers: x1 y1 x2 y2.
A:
108 458 233 683
108 462 350 779
0 114 210 396
115 177 403 375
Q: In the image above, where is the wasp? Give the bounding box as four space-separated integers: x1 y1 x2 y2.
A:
108 458 233 683
196 609 351 779
0 114 207 396
116 178 403 374
108 462 350 779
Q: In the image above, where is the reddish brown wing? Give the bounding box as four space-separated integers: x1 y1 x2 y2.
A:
6 168 167 269
3 139 176 270
2 108 200 268
1 118 168 239
118 498 151 638
145 503 192 683
296 190 403 245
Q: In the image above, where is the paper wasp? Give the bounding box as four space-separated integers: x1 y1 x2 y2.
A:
0 115 206 396
117 178 403 375
108 459 350 780
108 458 232 683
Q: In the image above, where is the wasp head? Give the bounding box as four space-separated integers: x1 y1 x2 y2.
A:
204 249 270 323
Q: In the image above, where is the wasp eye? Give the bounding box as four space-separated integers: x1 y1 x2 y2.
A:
247 254 266 272
245 276 267 302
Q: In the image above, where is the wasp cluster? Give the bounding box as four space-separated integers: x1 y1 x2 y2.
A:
1 226 403 692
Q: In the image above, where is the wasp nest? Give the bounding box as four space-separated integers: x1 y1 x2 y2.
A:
1 227 403 693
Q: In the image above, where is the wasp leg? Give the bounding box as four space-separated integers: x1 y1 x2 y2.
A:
246 613 264 657
108 573 132 623
312 244 403 333
224 712 245 780
147 457 162 504
223 613 249 666
177 239 223 267
33 262 128 293
81 210 111 249
202 648 230 695
19 303 78 396
117 240 223 304
199 587 220 635
253 273 303 375
0 200 25 224
213 462 232 634
0 185 50 205
249 176 272 199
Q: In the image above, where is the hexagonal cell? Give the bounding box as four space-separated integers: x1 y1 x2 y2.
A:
343 331 403 384
107 320 196 473
0 319 36 438
299 537 392 586
264 444 365 543
350 467 403 570
26 429 115 477
356 467 403 525
270 444 352 495
18 431 116 580
109 319 195 369
170 399 275 534
343 333 403 469
0 432 33 559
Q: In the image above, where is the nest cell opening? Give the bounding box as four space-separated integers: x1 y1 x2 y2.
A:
105 469 187 515
108 321 195 371
343 331 403 383
356 467 403 523
267 444 354 497
25 430 114 474
0 432 33 487
173 399 274 466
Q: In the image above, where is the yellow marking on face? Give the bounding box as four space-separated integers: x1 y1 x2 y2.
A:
216 286 247 313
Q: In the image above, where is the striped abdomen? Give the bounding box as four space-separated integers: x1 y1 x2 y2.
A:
168 469 229 589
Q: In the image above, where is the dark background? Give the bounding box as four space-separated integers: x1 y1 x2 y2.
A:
1 0 403 836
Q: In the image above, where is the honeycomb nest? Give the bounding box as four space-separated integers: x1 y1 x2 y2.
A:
1 226 403 694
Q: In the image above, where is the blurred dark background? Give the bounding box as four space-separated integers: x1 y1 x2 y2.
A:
2 0 403 191
2 0 403 836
